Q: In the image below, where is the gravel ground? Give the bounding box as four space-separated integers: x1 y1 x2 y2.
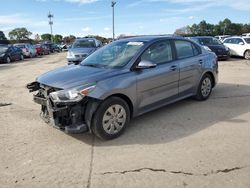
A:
0 53 250 188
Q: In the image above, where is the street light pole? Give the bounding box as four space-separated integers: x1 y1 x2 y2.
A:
111 1 116 41
48 11 54 42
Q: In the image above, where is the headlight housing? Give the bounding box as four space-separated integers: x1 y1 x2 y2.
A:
49 85 96 103
0 53 5 57
225 46 229 51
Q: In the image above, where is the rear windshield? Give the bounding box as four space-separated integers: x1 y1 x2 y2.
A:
244 38 250 44
198 38 222 45
72 39 96 48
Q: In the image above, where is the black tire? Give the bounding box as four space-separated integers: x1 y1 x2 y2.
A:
244 50 250 60
91 97 130 140
195 74 213 101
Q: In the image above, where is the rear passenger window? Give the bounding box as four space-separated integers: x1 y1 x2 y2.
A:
175 40 196 59
141 40 173 64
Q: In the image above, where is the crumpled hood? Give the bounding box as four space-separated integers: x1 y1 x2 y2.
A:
70 48 95 55
37 64 123 89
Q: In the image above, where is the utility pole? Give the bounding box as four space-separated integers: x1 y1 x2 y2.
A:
111 1 116 41
48 11 54 42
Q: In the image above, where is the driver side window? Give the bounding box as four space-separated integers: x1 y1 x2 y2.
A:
141 40 173 65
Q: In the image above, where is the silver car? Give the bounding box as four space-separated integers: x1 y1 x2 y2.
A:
67 38 102 64
27 36 218 140
14 43 37 58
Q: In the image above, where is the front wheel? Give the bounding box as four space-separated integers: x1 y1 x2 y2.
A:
244 50 250 60
91 97 130 140
195 74 213 101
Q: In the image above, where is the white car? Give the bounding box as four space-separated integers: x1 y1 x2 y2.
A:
223 37 250 59
215 35 230 42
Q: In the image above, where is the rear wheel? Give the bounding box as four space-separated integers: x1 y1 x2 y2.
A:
91 97 130 140
195 74 213 101
244 50 250 60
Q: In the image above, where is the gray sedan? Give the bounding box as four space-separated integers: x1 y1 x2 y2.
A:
67 38 102 64
28 36 218 140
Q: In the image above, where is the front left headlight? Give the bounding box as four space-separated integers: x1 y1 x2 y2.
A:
49 85 96 103
67 51 75 58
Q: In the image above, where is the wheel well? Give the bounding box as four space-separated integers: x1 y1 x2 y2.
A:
205 72 215 88
244 49 250 55
108 94 134 118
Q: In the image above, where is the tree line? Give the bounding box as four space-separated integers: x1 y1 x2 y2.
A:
0 27 111 44
174 18 250 37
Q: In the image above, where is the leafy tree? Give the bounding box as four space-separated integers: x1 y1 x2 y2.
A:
8 27 32 41
63 35 76 44
41 33 52 41
175 18 250 37
0 31 7 40
53 34 63 43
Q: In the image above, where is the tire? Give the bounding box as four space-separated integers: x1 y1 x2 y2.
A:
91 97 130 140
6 56 11 64
195 74 213 101
244 50 250 60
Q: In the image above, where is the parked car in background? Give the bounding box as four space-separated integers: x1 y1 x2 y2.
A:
242 33 250 37
14 43 37 58
0 45 24 63
27 36 218 140
190 36 230 60
34 44 44 56
34 44 50 55
53 44 62 52
67 38 102 64
223 36 250 59
215 35 230 42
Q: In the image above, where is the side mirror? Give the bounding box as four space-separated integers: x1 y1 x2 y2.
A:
136 60 157 69
239 42 244 45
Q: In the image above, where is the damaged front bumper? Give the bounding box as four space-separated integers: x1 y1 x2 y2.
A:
27 82 89 134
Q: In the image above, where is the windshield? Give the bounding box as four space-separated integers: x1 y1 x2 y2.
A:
72 39 96 48
0 46 8 53
198 38 222 45
80 40 145 68
244 38 250 44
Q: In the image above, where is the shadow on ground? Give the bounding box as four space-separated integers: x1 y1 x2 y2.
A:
68 83 250 146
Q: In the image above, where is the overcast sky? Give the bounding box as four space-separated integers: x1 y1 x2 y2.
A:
0 0 250 38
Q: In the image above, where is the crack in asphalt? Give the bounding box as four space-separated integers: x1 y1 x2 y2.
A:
86 135 95 188
0 103 12 107
101 165 250 176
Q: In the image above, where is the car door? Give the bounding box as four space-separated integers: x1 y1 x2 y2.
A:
234 38 246 56
136 40 179 112
8 47 15 60
174 39 203 96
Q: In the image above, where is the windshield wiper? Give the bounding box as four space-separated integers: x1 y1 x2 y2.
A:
83 64 108 68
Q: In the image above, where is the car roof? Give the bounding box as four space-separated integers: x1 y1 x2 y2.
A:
191 36 215 39
117 35 184 42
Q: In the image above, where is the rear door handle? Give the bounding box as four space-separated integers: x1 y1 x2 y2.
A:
170 65 177 71
199 59 203 64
